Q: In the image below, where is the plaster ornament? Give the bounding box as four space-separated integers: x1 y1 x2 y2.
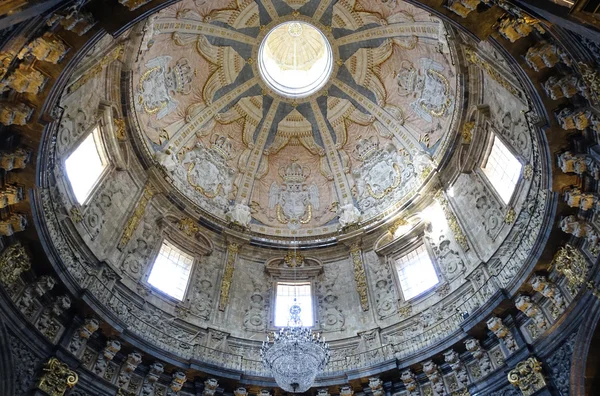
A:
36 295 71 340
557 151 600 179
203 378 218 396
444 349 469 389
340 386 354 396
564 188 598 211
117 351 143 388
542 75 581 100
0 148 31 171
226 203 252 228
555 108 595 131
423 360 445 395
136 56 193 119
515 295 548 331
464 338 492 376
559 215 600 250
18 275 56 313
525 41 571 71
234 388 248 396
94 339 121 376
0 184 24 208
400 369 419 395
141 362 164 396
168 371 187 394
36 357 78 396
269 160 319 228
68 318 100 355
368 378 383 396
0 102 34 126
529 275 565 314
337 201 361 228
0 242 31 287
0 63 46 94
486 316 518 353
446 0 481 18
19 34 68 64
508 357 547 396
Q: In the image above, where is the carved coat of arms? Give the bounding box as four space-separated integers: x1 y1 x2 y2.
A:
269 160 320 229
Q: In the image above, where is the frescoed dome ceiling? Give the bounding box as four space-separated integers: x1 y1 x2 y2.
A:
130 0 460 238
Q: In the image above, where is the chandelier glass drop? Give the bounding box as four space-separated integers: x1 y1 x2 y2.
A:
261 303 330 393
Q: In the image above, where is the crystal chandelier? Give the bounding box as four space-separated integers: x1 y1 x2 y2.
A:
261 304 330 393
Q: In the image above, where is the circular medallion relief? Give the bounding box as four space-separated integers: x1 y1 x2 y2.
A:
258 21 333 99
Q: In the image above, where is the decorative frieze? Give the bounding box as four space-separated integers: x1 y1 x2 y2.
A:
400 369 420 396
529 275 565 316
0 63 46 94
117 351 143 389
436 191 468 250
464 338 492 378
350 243 369 311
0 184 24 208
93 339 121 377
18 275 56 314
68 318 100 356
0 242 31 286
423 360 446 396
368 378 383 396
119 0 152 11
486 316 518 353
464 47 520 97
141 362 164 396
167 371 187 395
203 378 218 396
218 243 239 311
515 295 548 332
18 34 68 64
525 41 570 71
564 188 598 211
446 0 482 18
508 357 547 396
543 75 583 100
36 357 79 396
0 102 34 126
0 213 27 236
36 295 71 341
444 349 469 390
0 148 31 171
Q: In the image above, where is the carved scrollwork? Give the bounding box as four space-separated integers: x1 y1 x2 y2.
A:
36 357 79 396
507 357 546 396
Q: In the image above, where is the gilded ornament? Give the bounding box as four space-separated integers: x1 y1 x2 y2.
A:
504 207 516 224
69 206 83 223
114 118 127 140
586 281 600 300
67 44 124 93
579 62 600 104
0 242 31 286
350 244 369 311
284 250 305 267
118 184 155 250
218 243 239 311
178 217 199 236
398 304 412 317
464 47 520 97
507 357 546 396
550 244 587 291
523 164 533 180
435 191 469 250
37 357 79 396
462 122 474 143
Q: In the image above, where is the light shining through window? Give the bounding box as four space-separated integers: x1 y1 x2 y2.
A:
395 245 439 300
65 128 107 204
274 282 313 327
482 136 522 204
147 241 194 301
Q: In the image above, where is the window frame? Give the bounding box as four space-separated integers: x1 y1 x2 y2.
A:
391 239 442 302
479 131 524 207
63 123 111 206
144 239 195 302
270 280 317 329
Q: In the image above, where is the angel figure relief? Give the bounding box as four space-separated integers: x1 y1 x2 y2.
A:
269 160 320 229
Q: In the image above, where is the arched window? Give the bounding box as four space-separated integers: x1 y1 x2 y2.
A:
481 134 522 204
394 244 439 300
147 240 194 300
65 127 107 204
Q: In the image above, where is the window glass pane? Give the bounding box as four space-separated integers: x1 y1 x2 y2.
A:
147 241 194 301
395 245 439 300
482 136 522 204
65 128 107 204
274 282 313 327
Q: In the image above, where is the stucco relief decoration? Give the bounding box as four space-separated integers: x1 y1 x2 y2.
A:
127 0 458 238
269 160 320 228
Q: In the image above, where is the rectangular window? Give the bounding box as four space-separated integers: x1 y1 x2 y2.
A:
482 135 522 204
395 244 439 300
65 127 107 204
147 241 194 301
274 282 313 327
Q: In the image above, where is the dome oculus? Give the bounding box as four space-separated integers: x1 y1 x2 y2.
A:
258 21 333 98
